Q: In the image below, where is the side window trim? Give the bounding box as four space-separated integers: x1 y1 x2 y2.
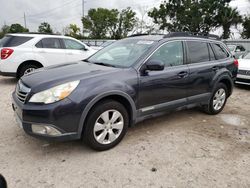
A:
59 38 66 49
208 43 216 61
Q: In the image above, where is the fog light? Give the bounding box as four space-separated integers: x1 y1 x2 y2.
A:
31 124 62 136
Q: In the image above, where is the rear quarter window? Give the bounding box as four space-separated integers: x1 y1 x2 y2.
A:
211 43 229 60
0 36 33 47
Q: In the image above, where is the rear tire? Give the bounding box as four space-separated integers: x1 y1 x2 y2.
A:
18 64 39 78
203 83 228 115
83 100 129 151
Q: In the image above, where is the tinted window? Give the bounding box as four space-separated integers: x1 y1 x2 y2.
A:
64 39 85 50
0 36 33 47
187 41 209 63
208 44 216 61
212 43 229 59
36 38 62 49
149 41 183 67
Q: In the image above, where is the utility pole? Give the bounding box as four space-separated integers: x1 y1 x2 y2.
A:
82 0 85 18
82 0 86 35
24 12 27 28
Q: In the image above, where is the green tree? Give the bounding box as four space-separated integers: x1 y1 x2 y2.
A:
65 24 81 38
242 16 250 39
216 6 242 39
148 0 233 34
0 25 10 38
9 23 29 33
82 8 118 39
38 22 53 34
109 7 137 39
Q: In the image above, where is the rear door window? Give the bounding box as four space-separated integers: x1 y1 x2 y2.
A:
187 41 209 63
0 36 33 47
211 43 229 59
35 38 62 49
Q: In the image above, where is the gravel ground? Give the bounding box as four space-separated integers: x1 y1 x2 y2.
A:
0 76 249 188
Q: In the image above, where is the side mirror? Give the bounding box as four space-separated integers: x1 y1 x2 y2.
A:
145 60 165 71
235 49 241 52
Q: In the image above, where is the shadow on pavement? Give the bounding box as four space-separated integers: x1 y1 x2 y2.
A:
0 77 17 85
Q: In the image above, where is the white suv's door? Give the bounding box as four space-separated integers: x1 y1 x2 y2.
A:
33 38 67 66
63 39 94 62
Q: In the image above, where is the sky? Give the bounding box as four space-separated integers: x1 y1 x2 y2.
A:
0 0 250 36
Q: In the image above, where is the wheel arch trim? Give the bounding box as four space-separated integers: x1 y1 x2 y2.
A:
77 90 137 138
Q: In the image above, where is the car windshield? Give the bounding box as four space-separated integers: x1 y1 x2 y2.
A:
243 53 250 59
87 39 156 68
227 45 236 52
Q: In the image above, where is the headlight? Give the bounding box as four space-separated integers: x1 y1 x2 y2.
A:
29 80 80 104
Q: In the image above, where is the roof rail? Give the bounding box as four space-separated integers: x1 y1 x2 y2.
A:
164 32 220 40
8 32 62 36
128 33 164 38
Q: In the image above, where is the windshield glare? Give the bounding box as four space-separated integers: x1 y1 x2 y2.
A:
88 39 155 68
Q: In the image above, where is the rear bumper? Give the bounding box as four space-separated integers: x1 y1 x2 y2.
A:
236 74 250 85
0 71 16 77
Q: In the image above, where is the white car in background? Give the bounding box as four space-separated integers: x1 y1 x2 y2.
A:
236 52 250 85
227 44 246 59
0 33 97 78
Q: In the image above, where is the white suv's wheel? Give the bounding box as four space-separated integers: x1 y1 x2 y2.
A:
19 64 39 78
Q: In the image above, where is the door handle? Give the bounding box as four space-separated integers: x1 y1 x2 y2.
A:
178 71 188 78
212 66 219 71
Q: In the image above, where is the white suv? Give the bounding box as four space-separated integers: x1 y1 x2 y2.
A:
0 33 97 78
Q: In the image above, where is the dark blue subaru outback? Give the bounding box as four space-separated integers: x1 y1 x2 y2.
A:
12 33 238 150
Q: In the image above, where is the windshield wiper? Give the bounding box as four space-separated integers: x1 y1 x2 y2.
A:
92 62 116 68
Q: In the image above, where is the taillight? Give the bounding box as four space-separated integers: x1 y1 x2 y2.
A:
1 48 14 60
233 59 239 67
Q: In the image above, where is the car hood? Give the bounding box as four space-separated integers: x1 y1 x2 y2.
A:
21 61 119 90
238 59 250 70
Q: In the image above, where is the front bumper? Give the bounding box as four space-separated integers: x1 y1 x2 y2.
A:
12 93 82 141
235 74 250 85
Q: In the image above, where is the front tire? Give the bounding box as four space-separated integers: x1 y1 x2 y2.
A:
203 83 228 115
83 100 129 151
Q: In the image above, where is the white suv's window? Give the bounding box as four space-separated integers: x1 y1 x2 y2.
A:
0 35 33 47
36 38 62 49
64 39 85 50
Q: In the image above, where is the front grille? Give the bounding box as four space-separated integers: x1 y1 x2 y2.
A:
15 81 31 103
238 69 250 75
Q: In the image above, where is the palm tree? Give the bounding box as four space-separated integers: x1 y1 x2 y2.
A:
217 6 242 39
